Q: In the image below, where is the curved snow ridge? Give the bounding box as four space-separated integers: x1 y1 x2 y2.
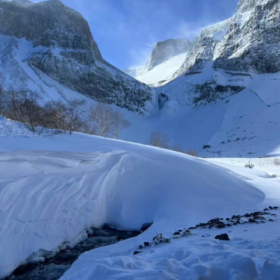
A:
0 134 264 278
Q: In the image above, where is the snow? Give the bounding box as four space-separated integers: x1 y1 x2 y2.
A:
60 155 280 280
136 53 188 86
0 117 268 278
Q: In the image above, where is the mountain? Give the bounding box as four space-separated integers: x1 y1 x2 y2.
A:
123 66 145 78
145 38 192 71
0 0 279 157
118 0 280 157
133 38 192 86
0 0 152 113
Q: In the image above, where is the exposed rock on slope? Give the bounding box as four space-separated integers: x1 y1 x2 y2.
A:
176 0 280 76
145 38 192 71
0 0 152 113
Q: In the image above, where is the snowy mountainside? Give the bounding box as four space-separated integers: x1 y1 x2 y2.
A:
149 65 280 157
135 0 280 86
0 0 152 113
137 53 188 86
145 38 192 72
124 38 192 86
176 0 280 76
123 65 145 78
118 0 280 157
0 117 265 278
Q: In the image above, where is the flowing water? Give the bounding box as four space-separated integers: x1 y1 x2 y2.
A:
7 226 141 280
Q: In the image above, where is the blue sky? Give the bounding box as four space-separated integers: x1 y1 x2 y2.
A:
35 0 239 70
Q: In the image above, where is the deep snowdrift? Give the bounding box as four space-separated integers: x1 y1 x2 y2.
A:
0 118 265 278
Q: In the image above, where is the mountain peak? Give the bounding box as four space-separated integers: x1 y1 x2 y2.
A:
145 38 192 71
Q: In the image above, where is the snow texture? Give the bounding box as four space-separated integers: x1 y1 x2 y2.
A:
0 117 266 278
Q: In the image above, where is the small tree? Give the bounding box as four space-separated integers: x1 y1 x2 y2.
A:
149 132 169 149
43 99 86 134
89 103 114 137
5 90 43 133
43 100 69 132
66 99 86 134
186 149 199 157
110 110 131 139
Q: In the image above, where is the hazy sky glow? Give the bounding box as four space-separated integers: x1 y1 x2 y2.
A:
34 0 239 69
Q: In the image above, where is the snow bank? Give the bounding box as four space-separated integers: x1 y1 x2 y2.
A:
0 128 265 278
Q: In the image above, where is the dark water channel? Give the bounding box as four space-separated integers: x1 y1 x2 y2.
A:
7 226 142 280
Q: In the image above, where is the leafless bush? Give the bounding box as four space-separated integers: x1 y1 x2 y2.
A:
245 162 254 169
173 145 184 153
173 145 199 157
88 103 130 138
89 103 114 137
150 132 169 149
4 90 45 133
110 110 131 139
185 149 199 157
274 158 280 166
66 99 86 134
43 99 86 134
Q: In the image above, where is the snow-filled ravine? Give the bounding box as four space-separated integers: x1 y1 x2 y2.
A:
0 117 280 279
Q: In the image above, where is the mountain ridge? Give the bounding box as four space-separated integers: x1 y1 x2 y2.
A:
0 0 153 113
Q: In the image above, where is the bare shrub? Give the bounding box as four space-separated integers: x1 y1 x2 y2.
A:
66 99 86 134
173 145 199 157
245 162 254 169
173 145 184 153
185 149 199 157
89 103 114 137
5 90 45 133
150 132 169 149
110 110 131 139
43 99 86 134
43 100 69 132
88 103 130 138
274 158 280 166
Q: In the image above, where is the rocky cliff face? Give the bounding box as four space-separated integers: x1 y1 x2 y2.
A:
0 0 152 113
175 0 280 77
145 38 192 71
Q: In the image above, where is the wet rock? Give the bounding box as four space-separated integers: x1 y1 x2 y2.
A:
173 232 181 236
182 230 191 237
133 251 142 255
215 234 230 241
138 245 144 250
255 216 266 220
249 218 259 224
144 242 150 247
141 223 153 231
196 223 208 228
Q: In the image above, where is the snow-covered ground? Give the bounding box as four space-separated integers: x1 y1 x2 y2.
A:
136 53 188 86
0 117 279 279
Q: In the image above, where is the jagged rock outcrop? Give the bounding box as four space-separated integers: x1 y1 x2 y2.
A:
214 0 280 73
0 0 152 113
175 0 280 76
145 38 192 71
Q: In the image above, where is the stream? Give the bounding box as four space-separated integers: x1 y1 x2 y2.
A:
7 225 142 280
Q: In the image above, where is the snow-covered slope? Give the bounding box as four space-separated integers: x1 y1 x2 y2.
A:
0 117 266 278
137 53 188 86
123 66 145 78
0 0 152 113
123 38 192 85
1 118 280 280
